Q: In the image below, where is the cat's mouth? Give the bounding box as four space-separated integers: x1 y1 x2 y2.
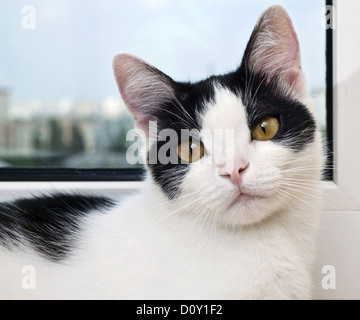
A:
228 192 263 208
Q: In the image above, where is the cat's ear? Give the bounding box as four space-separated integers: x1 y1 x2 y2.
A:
113 53 175 132
240 5 306 98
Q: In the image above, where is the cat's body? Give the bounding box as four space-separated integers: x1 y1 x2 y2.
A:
0 6 323 299
0 179 320 299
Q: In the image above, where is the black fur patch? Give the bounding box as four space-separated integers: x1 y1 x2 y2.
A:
147 80 216 199
0 193 115 261
217 68 316 151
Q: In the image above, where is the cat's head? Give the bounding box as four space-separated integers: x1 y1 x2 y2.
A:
113 5 323 227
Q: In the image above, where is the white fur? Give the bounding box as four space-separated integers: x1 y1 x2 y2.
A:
0 86 323 300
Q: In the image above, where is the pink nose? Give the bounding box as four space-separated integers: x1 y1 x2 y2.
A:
230 163 249 185
219 160 249 185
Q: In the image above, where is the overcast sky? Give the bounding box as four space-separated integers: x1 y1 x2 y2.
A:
0 0 326 101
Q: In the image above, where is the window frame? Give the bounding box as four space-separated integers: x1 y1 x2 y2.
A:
0 168 143 182
325 0 334 181
322 0 360 211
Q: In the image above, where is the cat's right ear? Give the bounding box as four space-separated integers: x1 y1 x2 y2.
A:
240 5 306 99
113 54 175 133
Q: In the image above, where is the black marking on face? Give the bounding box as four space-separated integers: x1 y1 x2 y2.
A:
0 193 115 261
214 68 316 151
147 80 216 199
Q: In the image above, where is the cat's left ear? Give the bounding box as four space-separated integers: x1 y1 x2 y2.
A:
113 53 175 133
240 5 306 98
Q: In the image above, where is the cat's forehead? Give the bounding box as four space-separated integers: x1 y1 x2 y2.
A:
201 86 248 132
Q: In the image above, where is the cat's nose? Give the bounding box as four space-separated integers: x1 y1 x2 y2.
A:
218 160 249 186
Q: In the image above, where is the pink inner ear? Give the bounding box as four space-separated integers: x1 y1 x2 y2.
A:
113 54 146 115
248 5 306 97
285 68 305 90
271 6 302 70
113 53 174 136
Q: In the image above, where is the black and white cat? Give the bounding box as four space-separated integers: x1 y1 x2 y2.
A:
0 5 323 299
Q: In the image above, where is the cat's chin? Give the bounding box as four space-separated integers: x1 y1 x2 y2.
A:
220 193 281 227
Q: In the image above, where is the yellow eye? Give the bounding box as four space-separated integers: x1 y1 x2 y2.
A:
251 116 279 141
177 140 205 163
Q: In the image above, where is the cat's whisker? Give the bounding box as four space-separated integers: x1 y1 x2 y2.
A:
149 189 202 213
274 190 347 260
157 106 195 129
273 189 304 213
196 207 213 239
274 188 319 213
159 82 197 129
279 183 339 210
279 184 323 201
210 209 219 241
183 202 213 243
282 161 329 169
243 60 251 106
249 76 268 109
280 183 326 196
280 154 323 166
279 181 323 194
157 192 206 223
281 176 323 182
280 178 322 186
276 185 319 206
281 166 328 173
276 187 335 215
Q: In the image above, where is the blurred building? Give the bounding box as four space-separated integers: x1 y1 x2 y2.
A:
0 91 133 167
0 88 8 119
